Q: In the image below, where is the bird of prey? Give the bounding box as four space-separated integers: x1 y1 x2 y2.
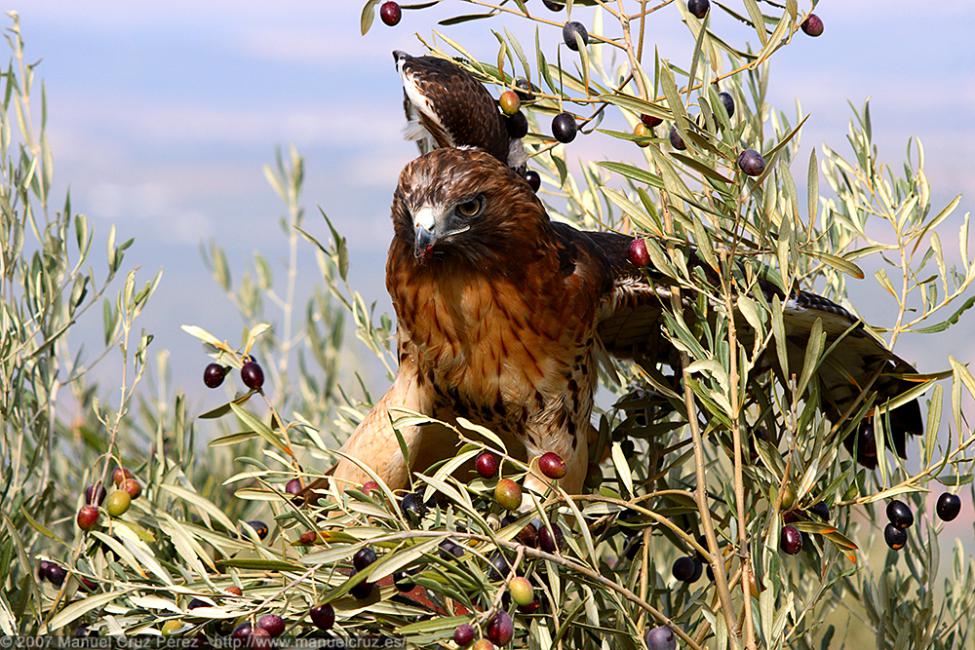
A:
394 51 528 174
325 146 922 496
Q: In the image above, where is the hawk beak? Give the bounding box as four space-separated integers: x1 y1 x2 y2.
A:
413 205 439 260
415 225 436 260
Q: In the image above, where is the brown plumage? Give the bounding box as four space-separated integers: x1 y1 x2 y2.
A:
317 147 922 502
331 148 604 494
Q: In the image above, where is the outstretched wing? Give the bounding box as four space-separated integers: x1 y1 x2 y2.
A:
554 223 922 467
393 51 525 171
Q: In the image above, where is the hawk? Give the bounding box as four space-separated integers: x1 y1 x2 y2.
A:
323 146 922 496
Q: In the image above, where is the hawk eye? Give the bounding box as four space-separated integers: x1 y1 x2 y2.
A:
455 195 485 219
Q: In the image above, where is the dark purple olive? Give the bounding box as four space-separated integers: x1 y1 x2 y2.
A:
780 525 802 555
379 1 402 27
694 534 709 559
514 79 536 102
562 21 589 51
542 0 562 11
285 478 302 496
349 573 375 600
439 539 465 560
687 0 709 19
488 552 510 581
936 493 961 522
505 111 528 139
248 627 271 647
640 114 663 128
38 559 52 581
539 525 564 553
886 500 914 529
645 625 677 650
672 556 702 583
552 112 577 144
524 171 541 193
394 570 416 592
85 482 107 505
203 363 226 388
40 561 67 586
309 604 334 631
669 126 686 151
737 149 766 176
401 491 427 523
73 625 98 638
884 523 907 550
257 614 285 637
844 426 879 468
453 623 476 647
353 546 377 571
231 623 252 642
809 502 830 521
717 91 735 118
622 532 643 560
46 562 67 586
487 611 514 646
801 14 824 37
240 360 265 391
243 520 269 540
515 524 539 548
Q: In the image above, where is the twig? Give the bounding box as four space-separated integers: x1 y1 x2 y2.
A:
658 192 740 643
721 250 757 649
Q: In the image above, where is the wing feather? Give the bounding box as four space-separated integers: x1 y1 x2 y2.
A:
395 53 511 165
558 224 923 465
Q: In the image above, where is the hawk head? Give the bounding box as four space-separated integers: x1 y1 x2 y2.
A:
394 51 528 174
391 147 546 267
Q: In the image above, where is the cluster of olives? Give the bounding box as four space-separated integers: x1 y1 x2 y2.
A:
883 493 961 551
76 467 144 532
290 450 572 647
203 358 264 391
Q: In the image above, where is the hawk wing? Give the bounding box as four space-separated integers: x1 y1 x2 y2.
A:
553 223 923 467
393 51 527 172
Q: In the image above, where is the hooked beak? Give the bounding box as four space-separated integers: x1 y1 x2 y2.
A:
415 225 436 261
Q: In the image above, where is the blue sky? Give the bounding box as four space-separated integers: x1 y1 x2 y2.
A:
16 1 975 400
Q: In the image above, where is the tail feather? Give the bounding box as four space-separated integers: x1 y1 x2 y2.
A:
889 395 923 457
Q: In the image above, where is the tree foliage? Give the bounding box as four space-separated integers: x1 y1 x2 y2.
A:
2 3 974 649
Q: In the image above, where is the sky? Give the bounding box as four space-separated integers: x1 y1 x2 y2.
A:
12 2 975 430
